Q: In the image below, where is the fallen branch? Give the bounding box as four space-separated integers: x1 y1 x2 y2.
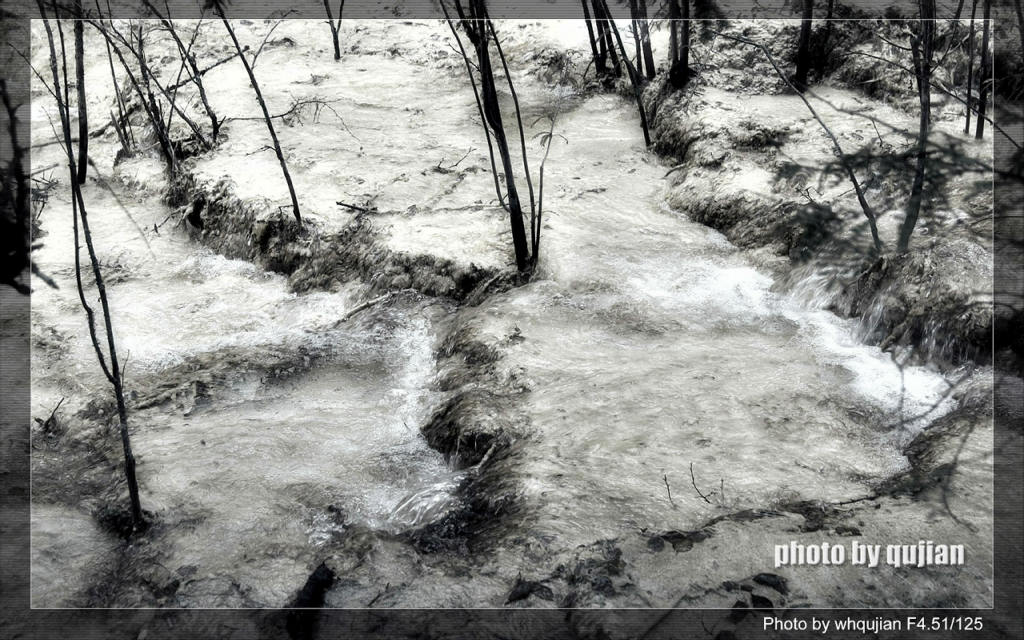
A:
332 292 392 326
335 200 376 214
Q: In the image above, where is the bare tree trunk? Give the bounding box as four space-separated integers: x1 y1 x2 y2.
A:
898 0 934 253
964 0 978 134
975 0 990 140
532 116 559 269
629 0 644 77
38 6 144 530
442 10 505 216
592 3 610 77
669 0 690 88
100 20 135 149
217 12 301 223
133 23 177 169
598 0 651 146
638 0 655 80
450 0 531 273
92 20 176 170
593 1 621 77
581 0 601 75
74 16 88 183
160 17 221 142
713 30 883 253
323 0 344 61
669 0 679 65
487 20 536 229
793 0 814 91
680 0 690 76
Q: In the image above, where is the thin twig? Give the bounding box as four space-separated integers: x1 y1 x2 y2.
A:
335 200 375 214
662 473 676 508
689 462 712 504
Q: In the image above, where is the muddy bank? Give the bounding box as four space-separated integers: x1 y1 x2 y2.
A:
167 174 509 302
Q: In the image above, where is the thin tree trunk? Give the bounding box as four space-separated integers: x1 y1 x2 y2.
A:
161 18 221 141
581 0 601 75
452 0 531 272
487 20 536 229
38 6 143 530
629 0 644 77
133 23 177 169
964 0 977 133
713 30 883 253
591 0 620 76
975 0 990 140
93 22 176 170
98 0 134 147
593 3 609 77
638 0 655 80
793 0 814 91
532 117 557 268
217 13 301 223
74 16 88 183
669 0 679 65
323 0 342 60
599 0 651 146
681 0 689 75
442 8 505 215
669 0 690 88
898 0 934 253
142 50 210 148
99 18 134 148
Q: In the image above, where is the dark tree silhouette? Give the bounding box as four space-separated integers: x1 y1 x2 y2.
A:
445 0 532 273
213 7 301 223
638 0 655 80
596 0 651 145
37 3 144 531
898 0 935 253
323 0 344 61
90 18 177 171
975 0 990 140
591 0 622 79
668 0 690 88
74 7 88 183
581 0 602 77
629 0 645 78
793 0 813 91
142 0 223 143
714 30 884 253
964 0 978 134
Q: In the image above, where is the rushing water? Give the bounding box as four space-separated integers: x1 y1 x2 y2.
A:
461 93 956 550
29 20 962 607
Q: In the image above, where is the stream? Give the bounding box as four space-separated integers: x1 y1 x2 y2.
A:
29 20 961 608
